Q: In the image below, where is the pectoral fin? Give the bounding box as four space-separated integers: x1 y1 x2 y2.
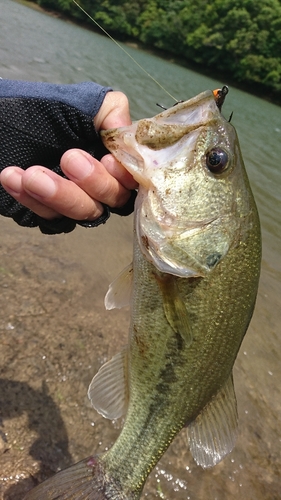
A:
159 275 193 346
187 375 238 468
104 263 133 310
88 347 129 420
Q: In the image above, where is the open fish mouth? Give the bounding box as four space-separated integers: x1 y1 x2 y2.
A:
101 90 221 183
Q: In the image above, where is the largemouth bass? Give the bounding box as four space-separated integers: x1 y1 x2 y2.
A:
25 89 261 499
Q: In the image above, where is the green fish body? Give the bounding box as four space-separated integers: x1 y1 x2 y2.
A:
25 90 261 499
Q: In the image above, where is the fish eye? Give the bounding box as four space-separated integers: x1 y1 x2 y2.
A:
206 148 229 174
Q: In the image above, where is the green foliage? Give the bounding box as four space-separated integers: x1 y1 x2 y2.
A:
33 0 281 98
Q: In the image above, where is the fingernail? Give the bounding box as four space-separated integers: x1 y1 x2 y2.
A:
0 168 22 195
64 151 93 180
25 170 57 198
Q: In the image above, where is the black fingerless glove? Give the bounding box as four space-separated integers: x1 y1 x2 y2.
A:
0 79 136 234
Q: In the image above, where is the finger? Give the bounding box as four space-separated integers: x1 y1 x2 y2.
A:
94 91 131 130
0 167 60 219
101 154 138 190
60 149 133 208
21 166 105 221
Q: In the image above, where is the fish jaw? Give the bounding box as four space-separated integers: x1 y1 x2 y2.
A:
102 91 254 278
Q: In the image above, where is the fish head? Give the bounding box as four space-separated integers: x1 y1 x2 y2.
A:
101 90 256 277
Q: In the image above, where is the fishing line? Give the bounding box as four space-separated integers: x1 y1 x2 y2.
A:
72 0 178 103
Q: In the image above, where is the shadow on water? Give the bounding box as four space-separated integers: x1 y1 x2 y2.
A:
0 379 72 499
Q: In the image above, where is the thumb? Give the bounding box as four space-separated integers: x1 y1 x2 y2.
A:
94 91 132 130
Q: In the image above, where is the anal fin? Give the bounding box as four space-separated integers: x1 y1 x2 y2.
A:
187 374 238 468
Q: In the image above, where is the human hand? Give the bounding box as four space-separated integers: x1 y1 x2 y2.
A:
0 91 138 222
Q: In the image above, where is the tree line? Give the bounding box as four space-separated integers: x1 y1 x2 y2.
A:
34 0 281 101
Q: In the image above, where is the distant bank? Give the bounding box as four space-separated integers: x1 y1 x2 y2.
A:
15 0 281 106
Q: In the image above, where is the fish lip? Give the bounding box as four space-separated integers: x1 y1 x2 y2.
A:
154 89 217 119
176 217 218 237
134 92 224 183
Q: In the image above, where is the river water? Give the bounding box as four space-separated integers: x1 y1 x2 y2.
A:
0 0 280 499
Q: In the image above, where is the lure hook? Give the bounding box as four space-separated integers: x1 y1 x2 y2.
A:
213 85 229 111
